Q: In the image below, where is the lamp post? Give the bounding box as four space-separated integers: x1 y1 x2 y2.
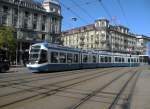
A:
16 0 22 65
71 17 77 47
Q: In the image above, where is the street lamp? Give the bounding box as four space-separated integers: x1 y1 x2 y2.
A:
16 0 22 65
71 17 77 47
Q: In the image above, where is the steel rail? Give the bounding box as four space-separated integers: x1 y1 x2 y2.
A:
108 70 139 109
0 68 107 88
0 68 124 108
66 69 138 109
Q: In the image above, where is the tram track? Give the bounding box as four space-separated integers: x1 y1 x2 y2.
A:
108 71 140 109
66 68 139 109
0 68 120 97
0 68 118 89
0 68 126 108
67 67 141 109
0 68 110 88
0 68 100 82
117 69 141 109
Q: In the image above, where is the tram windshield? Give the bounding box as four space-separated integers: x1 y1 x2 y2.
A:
29 45 41 63
29 54 39 61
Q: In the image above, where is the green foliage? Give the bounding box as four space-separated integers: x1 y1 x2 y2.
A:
0 26 16 54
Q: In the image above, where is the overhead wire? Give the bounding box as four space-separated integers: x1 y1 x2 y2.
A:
97 0 112 20
70 0 94 21
116 0 130 27
60 1 89 24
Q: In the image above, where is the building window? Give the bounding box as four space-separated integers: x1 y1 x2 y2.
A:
3 6 9 13
101 21 105 26
2 15 7 25
42 15 46 23
14 9 18 15
33 23 37 30
42 24 45 31
50 8 54 11
13 17 18 26
33 13 38 20
25 11 29 17
42 34 45 40
24 22 28 28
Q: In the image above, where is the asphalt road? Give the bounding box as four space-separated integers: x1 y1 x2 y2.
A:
0 66 149 109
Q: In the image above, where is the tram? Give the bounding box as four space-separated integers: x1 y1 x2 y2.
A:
26 43 146 72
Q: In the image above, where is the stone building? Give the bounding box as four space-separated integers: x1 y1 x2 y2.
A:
0 0 62 64
61 19 142 54
136 35 150 55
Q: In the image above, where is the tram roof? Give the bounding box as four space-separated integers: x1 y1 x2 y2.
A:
31 43 139 56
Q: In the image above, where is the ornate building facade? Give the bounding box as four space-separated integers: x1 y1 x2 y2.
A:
0 0 62 64
61 19 150 55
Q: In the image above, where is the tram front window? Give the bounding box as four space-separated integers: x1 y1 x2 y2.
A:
39 50 48 64
29 54 39 63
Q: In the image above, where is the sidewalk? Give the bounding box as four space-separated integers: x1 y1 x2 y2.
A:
10 65 24 68
8 65 30 73
131 66 150 109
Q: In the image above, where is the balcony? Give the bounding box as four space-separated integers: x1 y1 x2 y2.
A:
80 41 85 46
80 36 84 40
95 40 99 44
100 38 107 43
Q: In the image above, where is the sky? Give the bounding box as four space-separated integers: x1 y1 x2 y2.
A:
58 0 150 37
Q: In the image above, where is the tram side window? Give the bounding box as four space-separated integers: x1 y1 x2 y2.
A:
119 58 121 62
122 58 124 62
115 57 118 62
101 56 104 63
67 53 73 63
109 57 111 62
83 55 88 63
134 58 136 62
59 52 66 63
104 57 108 63
93 55 97 63
51 52 58 63
128 58 130 63
131 58 133 62
74 54 79 63
39 50 48 63
140 58 143 62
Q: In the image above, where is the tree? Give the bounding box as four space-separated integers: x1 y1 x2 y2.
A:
0 26 16 58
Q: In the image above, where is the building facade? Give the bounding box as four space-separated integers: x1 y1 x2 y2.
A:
0 0 62 64
136 35 150 55
61 19 149 55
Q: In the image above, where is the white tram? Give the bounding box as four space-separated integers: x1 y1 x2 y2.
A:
26 43 147 72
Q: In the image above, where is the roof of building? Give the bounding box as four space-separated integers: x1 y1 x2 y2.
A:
137 35 150 40
62 24 95 35
11 0 45 11
20 0 38 4
43 0 60 5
